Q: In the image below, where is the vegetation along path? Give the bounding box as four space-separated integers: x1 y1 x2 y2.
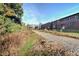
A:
33 30 79 53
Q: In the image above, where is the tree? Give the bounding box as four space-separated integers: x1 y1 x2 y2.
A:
0 3 23 34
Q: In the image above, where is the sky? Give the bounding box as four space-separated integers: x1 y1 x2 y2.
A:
22 3 79 25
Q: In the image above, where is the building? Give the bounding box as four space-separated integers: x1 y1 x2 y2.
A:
41 22 51 30
41 13 79 32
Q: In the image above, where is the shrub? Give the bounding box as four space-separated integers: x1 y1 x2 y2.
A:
0 16 6 34
6 22 22 33
0 3 23 34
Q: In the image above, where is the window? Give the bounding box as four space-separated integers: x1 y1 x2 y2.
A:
77 15 79 20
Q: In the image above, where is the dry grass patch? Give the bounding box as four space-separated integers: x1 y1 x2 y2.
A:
41 30 79 39
0 29 29 56
26 38 79 56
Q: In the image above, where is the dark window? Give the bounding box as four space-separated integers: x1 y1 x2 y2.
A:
77 15 79 19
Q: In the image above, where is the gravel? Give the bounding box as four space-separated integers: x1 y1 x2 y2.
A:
33 30 79 54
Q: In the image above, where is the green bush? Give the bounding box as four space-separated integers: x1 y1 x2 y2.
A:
0 16 23 34
4 18 22 33
6 23 22 33
0 16 6 34
0 3 23 34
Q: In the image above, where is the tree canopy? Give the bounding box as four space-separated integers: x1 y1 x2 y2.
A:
0 3 23 34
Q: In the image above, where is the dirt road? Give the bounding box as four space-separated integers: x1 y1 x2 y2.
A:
33 30 79 53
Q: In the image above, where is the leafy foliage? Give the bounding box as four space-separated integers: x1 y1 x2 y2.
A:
0 3 23 34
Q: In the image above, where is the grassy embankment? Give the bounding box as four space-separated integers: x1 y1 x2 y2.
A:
0 27 29 56
40 30 79 39
24 35 78 56
1 28 78 56
19 30 42 55
0 28 44 56
20 30 79 56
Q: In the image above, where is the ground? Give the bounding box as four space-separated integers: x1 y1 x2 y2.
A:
31 30 79 56
1 29 79 56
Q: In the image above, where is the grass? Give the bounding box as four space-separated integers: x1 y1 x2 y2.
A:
25 38 79 56
40 30 79 39
19 30 79 56
19 31 40 56
0 29 29 56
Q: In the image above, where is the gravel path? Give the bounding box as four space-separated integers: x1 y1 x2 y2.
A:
33 30 79 52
